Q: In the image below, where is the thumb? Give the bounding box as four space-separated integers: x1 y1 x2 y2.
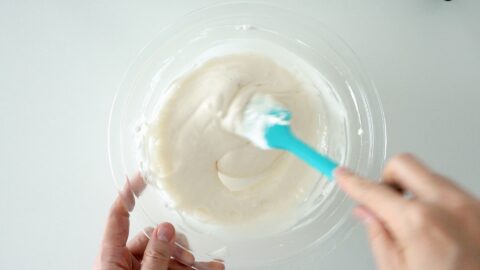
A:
354 206 400 270
141 223 175 270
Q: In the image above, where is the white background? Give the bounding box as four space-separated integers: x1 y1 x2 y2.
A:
1 1 479 269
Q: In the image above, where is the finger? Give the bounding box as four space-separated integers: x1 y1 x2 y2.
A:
141 223 175 270
120 173 146 212
383 153 466 202
171 231 194 266
354 206 400 270
168 259 194 270
128 228 195 266
193 261 225 270
130 173 147 196
173 244 195 267
175 232 190 249
335 167 408 232
102 194 130 248
127 229 152 260
132 257 142 270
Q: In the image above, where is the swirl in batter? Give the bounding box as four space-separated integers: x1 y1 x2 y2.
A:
141 53 329 226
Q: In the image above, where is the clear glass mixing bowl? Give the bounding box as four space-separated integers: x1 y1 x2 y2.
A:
108 2 386 269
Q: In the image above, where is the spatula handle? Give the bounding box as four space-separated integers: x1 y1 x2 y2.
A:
266 124 338 180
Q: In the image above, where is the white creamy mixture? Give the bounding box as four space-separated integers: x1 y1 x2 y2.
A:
141 53 330 226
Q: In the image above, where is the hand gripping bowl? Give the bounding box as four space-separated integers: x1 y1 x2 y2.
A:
108 2 386 269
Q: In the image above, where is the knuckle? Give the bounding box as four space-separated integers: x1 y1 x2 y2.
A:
408 204 433 229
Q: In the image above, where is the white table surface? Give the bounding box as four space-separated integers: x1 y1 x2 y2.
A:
1 1 479 269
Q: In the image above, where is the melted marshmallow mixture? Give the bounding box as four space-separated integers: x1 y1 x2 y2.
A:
141 53 329 225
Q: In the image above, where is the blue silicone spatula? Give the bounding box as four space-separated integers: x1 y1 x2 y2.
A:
238 94 338 180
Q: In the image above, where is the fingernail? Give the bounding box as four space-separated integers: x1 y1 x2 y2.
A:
354 212 373 225
353 207 374 225
360 217 373 225
334 167 352 178
156 223 174 242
